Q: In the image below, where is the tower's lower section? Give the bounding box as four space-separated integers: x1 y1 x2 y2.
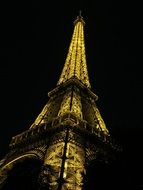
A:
0 114 118 190
40 142 85 190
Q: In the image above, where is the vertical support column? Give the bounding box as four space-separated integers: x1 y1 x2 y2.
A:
38 128 86 190
38 128 70 190
57 127 69 190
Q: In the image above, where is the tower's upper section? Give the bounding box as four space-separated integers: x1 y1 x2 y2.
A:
57 14 91 88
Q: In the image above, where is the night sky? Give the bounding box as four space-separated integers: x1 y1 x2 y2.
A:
0 0 143 189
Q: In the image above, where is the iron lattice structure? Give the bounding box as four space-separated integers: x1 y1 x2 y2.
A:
0 15 120 190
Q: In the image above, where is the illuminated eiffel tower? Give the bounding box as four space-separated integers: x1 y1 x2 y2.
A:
0 13 119 190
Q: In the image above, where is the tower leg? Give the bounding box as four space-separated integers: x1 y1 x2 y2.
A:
38 128 86 190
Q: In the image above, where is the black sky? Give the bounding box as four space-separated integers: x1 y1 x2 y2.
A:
0 0 143 189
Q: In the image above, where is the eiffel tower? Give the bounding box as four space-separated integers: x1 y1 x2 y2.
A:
0 14 119 190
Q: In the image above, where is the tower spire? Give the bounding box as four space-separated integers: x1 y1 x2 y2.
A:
57 14 91 88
